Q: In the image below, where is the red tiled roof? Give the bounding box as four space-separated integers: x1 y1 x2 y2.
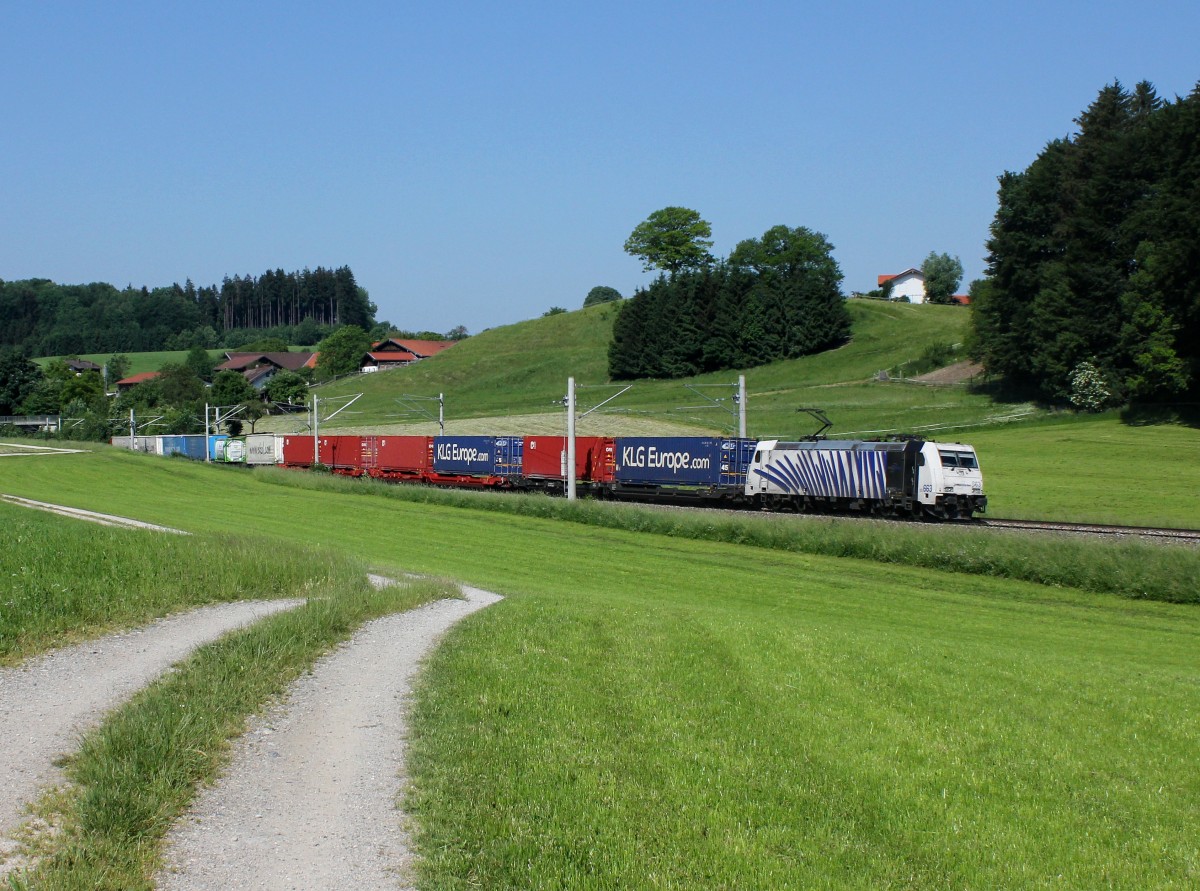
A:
370 338 456 358
218 352 316 372
366 351 417 363
878 267 923 285
117 371 160 385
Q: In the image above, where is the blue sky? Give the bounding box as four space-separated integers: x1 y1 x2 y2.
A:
3 2 1198 335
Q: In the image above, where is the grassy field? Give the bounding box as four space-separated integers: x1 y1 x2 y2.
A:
2 447 1198 887
969 412 1200 526
34 349 227 377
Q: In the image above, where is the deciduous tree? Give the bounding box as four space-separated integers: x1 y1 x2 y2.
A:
624 207 714 275
920 252 964 305
315 325 371 378
583 286 623 307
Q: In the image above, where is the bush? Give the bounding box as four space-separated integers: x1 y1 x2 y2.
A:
1069 360 1112 412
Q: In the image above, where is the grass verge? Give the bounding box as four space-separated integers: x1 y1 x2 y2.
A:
8 571 456 890
0 500 365 665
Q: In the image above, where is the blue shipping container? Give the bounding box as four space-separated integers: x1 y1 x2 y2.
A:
432 436 524 476
613 437 757 488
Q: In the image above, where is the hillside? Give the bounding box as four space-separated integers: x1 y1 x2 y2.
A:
270 299 1034 439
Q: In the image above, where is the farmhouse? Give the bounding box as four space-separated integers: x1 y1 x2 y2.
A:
65 358 103 374
361 337 456 372
878 268 927 304
215 351 319 390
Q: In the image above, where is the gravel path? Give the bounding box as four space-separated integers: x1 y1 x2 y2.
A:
157 585 503 891
0 599 305 874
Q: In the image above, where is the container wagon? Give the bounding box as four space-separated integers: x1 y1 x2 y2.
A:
609 437 758 502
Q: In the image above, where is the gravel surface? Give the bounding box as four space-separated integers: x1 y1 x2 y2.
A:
157 585 503 891
0 599 305 875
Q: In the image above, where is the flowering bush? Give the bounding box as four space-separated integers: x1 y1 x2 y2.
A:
1069 360 1111 412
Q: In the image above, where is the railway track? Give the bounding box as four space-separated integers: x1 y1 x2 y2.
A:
976 517 1200 542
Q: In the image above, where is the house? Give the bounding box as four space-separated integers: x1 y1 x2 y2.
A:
215 351 319 390
65 358 103 374
878 268 927 304
361 337 456 372
115 371 160 393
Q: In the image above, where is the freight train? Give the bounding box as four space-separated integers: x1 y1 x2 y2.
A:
115 431 987 519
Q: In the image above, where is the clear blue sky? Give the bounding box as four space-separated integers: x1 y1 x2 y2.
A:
3 2 1198 335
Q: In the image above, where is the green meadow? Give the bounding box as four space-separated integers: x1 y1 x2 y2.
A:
2 447 1198 888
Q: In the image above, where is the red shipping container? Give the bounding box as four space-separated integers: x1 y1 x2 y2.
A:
371 435 432 480
281 435 317 467
318 435 366 474
523 436 615 483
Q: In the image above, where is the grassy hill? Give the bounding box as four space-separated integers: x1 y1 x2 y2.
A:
279 299 1030 439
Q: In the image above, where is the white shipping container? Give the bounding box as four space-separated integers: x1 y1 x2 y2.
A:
245 434 281 465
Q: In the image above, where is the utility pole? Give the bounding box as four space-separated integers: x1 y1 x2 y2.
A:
738 375 747 438
565 377 577 501
312 393 319 465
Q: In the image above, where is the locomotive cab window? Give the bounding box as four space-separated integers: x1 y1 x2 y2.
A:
939 451 978 469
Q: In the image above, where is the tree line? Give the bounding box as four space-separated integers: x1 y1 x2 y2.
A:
610 214 851 379
971 80 1200 406
0 266 374 357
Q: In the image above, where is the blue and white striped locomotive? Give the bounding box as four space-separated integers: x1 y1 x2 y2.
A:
747 438 986 519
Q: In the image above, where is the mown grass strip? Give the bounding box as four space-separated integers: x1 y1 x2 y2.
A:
255 468 1200 604
9 573 456 891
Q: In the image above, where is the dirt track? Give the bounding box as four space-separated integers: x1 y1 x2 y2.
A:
0 600 305 879
157 587 501 890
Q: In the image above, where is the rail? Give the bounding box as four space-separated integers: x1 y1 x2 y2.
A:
977 517 1200 543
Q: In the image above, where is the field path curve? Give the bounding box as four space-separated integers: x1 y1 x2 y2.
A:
157 585 503 891
0 599 305 874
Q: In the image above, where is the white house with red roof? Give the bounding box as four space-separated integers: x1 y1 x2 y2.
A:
878 268 927 304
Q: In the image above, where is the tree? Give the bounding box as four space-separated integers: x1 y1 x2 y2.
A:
315 325 371 377
210 370 257 406
156 363 205 407
445 325 470 341
583 286 623 307
0 349 43 414
60 370 104 408
105 354 131 389
973 79 1200 402
624 207 714 274
186 345 216 382
239 399 267 432
543 306 567 317
921 252 964 304
263 370 308 406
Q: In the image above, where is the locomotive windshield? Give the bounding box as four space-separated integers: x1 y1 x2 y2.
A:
938 450 979 469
